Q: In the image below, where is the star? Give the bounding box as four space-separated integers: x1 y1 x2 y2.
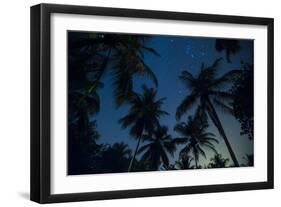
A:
185 46 191 55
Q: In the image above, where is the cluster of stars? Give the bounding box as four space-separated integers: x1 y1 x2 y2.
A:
169 38 206 60
185 45 207 59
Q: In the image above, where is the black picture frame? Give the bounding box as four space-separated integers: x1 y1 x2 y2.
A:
30 3 274 204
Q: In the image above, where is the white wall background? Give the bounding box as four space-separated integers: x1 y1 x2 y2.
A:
0 0 279 206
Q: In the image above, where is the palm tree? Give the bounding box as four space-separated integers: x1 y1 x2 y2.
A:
208 153 229 168
138 126 176 170
175 154 195 170
68 81 103 142
111 35 159 106
176 58 241 167
215 39 240 63
69 32 160 107
174 111 218 168
119 85 169 171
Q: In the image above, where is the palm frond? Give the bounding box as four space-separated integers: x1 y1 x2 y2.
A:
197 146 207 159
212 98 233 115
176 93 198 120
210 57 223 69
204 144 218 154
136 59 158 87
137 143 151 154
142 46 160 56
211 69 242 89
160 148 170 166
179 70 195 84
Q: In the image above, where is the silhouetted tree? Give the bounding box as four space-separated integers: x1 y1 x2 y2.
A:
68 32 161 174
68 32 159 107
208 153 229 168
174 109 218 168
68 120 100 175
231 63 254 140
176 58 241 166
175 154 195 170
68 81 103 141
87 142 133 174
138 126 176 170
119 85 169 171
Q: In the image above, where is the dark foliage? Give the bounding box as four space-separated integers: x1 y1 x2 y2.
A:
174 154 195 170
68 120 100 175
243 154 254 166
215 39 240 63
231 63 254 140
68 32 159 107
207 153 229 168
90 142 132 174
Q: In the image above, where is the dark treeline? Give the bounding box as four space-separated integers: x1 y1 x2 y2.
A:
67 32 254 175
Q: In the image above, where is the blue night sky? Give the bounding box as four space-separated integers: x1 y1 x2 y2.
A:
93 34 254 167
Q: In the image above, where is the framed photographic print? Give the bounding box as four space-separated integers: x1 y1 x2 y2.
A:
30 3 274 203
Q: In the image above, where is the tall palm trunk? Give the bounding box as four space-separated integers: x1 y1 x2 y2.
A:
206 97 239 167
128 135 142 172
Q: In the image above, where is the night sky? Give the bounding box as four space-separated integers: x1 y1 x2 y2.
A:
91 34 254 167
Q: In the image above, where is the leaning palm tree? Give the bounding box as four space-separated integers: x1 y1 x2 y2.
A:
174 110 218 168
138 125 176 170
176 58 241 166
119 85 169 171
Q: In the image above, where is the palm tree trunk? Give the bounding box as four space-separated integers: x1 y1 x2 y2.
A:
194 158 198 169
206 97 239 167
128 135 142 172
